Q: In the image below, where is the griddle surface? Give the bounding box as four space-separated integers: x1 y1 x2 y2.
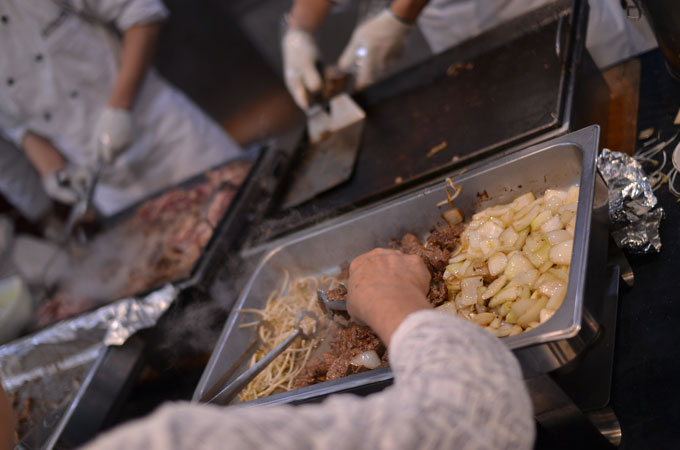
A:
288 9 567 217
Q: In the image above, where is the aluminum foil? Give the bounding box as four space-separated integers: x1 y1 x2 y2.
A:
597 148 664 253
0 284 177 447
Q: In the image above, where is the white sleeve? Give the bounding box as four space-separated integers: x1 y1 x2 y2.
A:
0 108 27 148
83 310 535 450
58 0 169 30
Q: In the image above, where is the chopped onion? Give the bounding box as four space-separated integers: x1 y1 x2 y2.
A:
441 187 578 337
449 253 468 264
508 325 523 336
549 267 569 282
510 297 534 318
546 284 567 310
512 205 541 231
442 208 464 225
436 301 457 316
549 240 573 265
511 269 539 287
545 229 571 245
461 276 483 305
511 192 536 210
478 220 505 240
480 238 500 255
517 297 549 328
504 253 533 279
472 312 496 325
481 275 507 300
531 210 553 231
566 185 579 203
543 189 567 204
540 308 555 323
487 252 508 276
537 278 566 298
350 350 381 370
540 215 563 233
499 227 519 246
488 285 522 308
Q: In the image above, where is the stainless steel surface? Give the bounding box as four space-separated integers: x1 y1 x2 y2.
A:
0 285 176 449
609 243 634 287
195 126 608 404
65 159 104 238
283 94 366 208
317 289 347 312
526 374 616 448
586 407 623 446
208 311 319 405
253 0 611 243
306 105 333 145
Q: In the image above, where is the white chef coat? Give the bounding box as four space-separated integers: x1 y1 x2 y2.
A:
417 0 657 68
0 136 51 222
0 0 241 216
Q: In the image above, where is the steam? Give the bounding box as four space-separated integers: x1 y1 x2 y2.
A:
151 252 259 359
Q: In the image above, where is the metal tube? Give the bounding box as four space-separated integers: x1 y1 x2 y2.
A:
208 328 302 405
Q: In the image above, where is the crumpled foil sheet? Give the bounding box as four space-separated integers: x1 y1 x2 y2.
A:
597 149 664 253
0 284 176 389
0 284 177 449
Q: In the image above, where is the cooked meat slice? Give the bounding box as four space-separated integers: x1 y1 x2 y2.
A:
293 356 328 388
428 280 449 307
326 286 347 302
325 355 351 380
426 224 465 251
293 225 461 390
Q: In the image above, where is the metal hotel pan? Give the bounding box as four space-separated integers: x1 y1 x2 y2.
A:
194 126 609 406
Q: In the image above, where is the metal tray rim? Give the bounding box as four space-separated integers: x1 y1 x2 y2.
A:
250 127 597 348
196 125 601 402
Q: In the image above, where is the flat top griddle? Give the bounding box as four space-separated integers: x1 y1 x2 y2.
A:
35 151 262 329
260 0 579 243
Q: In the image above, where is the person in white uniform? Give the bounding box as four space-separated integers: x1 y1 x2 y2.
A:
0 0 242 217
282 0 657 110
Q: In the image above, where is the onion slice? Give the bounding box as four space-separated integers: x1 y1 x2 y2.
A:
350 350 381 370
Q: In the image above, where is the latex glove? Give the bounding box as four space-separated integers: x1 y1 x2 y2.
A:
42 165 92 205
282 28 323 109
93 107 133 163
338 9 413 90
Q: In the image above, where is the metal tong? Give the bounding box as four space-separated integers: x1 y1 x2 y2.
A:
316 288 348 312
206 310 320 405
64 158 104 239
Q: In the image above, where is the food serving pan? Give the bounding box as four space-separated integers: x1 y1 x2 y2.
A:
39 145 270 330
194 126 609 406
101 146 265 295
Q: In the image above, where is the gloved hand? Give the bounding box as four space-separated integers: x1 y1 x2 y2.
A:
338 9 413 91
42 165 92 205
93 107 133 164
282 28 323 110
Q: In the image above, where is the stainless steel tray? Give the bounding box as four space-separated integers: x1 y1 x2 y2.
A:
194 126 609 405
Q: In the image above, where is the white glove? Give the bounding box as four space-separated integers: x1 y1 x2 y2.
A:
338 9 413 90
42 166 92 205
282 28 323 110
94 107 133 163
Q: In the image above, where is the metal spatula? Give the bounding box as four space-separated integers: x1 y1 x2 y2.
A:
283 93 366 209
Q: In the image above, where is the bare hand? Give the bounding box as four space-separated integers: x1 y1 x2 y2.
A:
347 248 431 345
